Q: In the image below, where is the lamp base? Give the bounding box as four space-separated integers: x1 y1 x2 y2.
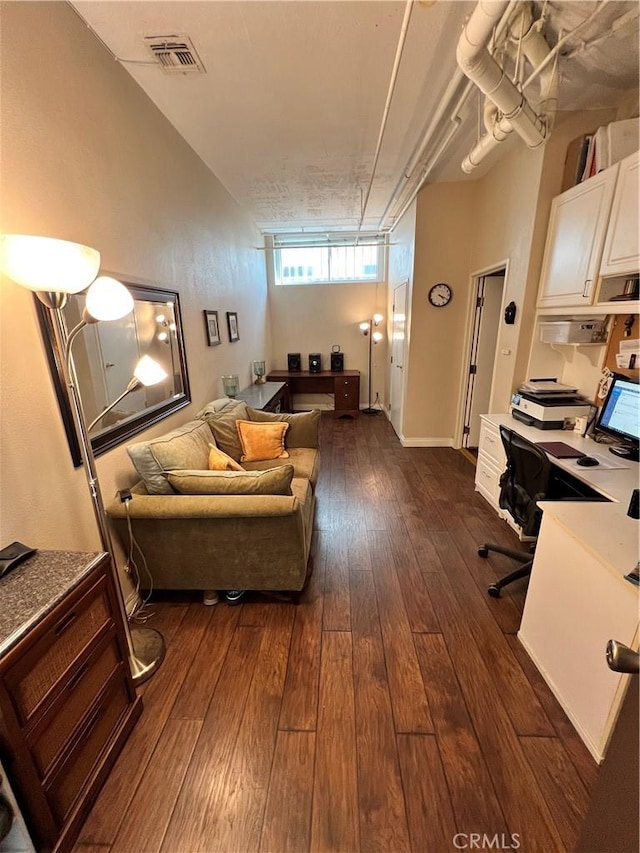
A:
129 626 166 686
254 376 266 384
362 407 381 415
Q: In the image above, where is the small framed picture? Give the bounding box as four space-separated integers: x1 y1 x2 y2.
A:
227 311 240 342
204 310 221 346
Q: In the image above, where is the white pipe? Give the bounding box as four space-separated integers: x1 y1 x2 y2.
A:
461 2 559 173
457 0 547 154
357 0 414 233
379 0 520 229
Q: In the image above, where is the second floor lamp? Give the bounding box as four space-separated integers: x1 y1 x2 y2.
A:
360 313 383 414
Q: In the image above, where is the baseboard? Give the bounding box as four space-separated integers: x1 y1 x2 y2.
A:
399 436 455 448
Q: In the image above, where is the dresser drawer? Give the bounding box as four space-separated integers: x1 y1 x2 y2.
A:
29 632 121 779
334 376 359 410
475 452 504 510
5 575 112 726
46 672 130 825
478 420 506 468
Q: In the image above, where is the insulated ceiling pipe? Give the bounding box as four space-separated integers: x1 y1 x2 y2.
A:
457 0 548 171
462 4 558 172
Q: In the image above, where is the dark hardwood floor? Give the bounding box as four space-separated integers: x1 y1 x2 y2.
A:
74 413 597 853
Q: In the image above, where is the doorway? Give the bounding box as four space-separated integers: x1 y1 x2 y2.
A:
461 269 506 449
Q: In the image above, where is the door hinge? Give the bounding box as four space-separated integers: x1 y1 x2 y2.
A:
476 296 484 308
390 355 393 364
463 425 470 435
469 364 477 375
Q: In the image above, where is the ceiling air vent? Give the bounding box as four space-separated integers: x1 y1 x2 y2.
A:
144 35 205 74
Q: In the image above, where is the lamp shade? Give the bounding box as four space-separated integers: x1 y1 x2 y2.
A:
0 235 100 294
133 355 168 387
372 331 383 343
373 313 384 325
359 322 370 333
85 276 133 321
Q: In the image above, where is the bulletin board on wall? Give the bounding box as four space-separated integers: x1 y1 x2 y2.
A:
596 312 640 402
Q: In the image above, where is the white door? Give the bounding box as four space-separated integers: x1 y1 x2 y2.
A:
390 282 407 438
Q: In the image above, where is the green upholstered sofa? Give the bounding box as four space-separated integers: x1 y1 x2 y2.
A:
105 400 319 598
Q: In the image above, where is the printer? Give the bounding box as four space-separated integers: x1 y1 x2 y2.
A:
511 379 592 430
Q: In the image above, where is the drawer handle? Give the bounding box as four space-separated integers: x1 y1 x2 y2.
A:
54 611 77 635
67 664 90 692
83 703 103 740
482 471 492 480
583 279 592 297
486 435 496 443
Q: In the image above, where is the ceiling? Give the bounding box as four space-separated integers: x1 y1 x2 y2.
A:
71 1 639 235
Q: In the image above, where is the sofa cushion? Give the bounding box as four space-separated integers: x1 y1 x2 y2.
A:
167 465 294 496
208 443 244 471
246 407 320 448
241 447 320 489
237 420 289 463
203 401 249 461
127 420 212 495
196 397 237 418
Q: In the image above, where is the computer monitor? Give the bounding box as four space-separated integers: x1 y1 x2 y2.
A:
594 374 640 460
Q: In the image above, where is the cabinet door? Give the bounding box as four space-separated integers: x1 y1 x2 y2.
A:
600 151 640 277
537 167 618 308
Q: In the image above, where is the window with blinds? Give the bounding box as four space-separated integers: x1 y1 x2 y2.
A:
269 233 387 285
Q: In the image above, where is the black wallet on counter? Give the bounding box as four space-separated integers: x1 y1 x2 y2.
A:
0 541 37 579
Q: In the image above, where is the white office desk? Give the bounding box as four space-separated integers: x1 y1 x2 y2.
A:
477 414 639 762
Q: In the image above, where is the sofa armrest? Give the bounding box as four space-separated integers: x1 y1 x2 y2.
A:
246 407 320 448
106 492 299 520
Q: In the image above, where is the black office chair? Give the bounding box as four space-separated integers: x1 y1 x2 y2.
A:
478 426 552 598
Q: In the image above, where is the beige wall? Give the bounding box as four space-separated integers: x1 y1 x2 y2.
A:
268 279 388 410
0 2 269 551
400 108 617 445
402 182 476 443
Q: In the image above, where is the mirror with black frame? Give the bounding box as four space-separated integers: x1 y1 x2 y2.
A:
36 282 191 466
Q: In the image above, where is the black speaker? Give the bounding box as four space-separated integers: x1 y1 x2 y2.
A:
287 352 301 372
331 352 344 371
309 353 322 373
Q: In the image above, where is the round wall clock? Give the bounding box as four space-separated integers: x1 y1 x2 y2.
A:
428 283 452 307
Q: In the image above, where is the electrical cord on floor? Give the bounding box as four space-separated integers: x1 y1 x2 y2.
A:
123 499 155 623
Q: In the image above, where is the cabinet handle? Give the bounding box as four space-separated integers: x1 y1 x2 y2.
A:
54 611 77 635
583 279 592 297
67 663 89 692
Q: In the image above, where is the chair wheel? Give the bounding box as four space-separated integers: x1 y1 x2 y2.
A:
487 584 501 598
478 547 489 558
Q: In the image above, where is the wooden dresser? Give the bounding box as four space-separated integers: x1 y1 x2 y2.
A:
266 370 360 418
0 551 142 852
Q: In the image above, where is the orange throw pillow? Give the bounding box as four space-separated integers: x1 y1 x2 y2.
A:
208 442 244 471
236 420 290 463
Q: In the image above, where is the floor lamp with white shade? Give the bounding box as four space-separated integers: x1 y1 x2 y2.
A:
360 313 384 414
1 234 166 685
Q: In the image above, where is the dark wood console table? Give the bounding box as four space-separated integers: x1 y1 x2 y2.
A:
266 370 360 419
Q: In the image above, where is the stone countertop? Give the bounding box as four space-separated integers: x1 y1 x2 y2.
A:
0 550 104 657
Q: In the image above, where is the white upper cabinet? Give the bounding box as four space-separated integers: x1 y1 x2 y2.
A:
537 166 618 308
600 150 640 277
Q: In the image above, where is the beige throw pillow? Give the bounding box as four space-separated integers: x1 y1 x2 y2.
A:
204 402 249 460
208 443 244 471
167 466 294 496
236 420 289 463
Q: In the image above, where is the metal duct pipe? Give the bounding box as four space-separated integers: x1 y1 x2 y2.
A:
457 0 548 171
